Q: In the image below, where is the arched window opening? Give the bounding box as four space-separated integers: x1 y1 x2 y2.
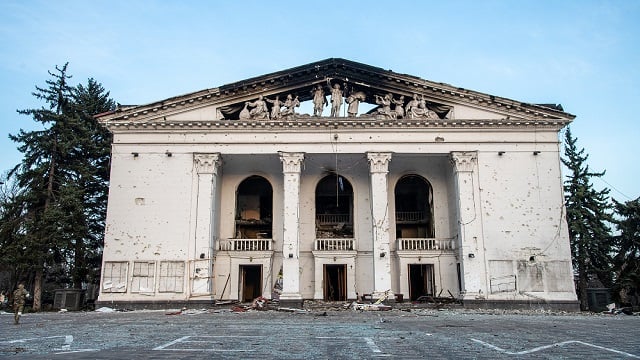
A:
315 174 353 238
235 176 273 239
394 175 434 238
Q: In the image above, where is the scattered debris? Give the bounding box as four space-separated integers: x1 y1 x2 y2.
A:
276 307 307 313
414 291 461 308
251 296 268 310
352 302 392 311
213 300 238 306
603 303 635 315
94 307 115 313
351 290 393 311
373 290 390 305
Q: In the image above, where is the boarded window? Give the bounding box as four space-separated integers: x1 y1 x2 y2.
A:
489 260 516 294
131 261 156 293
102 261 128 293
159 261 185 293
545 261 574 292
517 260 544 292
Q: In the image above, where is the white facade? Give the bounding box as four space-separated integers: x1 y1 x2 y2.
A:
96 59 577 309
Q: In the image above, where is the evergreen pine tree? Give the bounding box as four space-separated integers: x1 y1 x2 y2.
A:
611 197 640 306
562 126 614 310
8 63 75 310
5 64 115 310
69 79 115 288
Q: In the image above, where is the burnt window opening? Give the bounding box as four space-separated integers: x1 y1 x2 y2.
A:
235 175 273 239
395 175 434 238
315 174 353 238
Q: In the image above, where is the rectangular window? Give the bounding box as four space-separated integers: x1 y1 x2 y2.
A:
131 261 156 293
159 261 185 293
102 261 129 293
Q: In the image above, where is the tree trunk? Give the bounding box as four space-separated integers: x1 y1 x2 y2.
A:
73 238 85 289
33 269 42 312
578 262 589 311
34 140 57 310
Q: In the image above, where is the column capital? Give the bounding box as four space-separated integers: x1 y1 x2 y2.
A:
279 152 305 173
450 151 477 173
194 153 221 175
367 152 392 173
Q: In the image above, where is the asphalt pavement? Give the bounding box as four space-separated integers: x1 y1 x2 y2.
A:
0 306 638 359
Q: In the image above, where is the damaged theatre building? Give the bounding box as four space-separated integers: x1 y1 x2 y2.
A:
95 58 578 310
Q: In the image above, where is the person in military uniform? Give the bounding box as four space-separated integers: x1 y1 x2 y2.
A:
12 283 29 325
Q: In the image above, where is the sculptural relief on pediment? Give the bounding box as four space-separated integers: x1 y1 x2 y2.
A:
217 78 453 121
98 59 574 126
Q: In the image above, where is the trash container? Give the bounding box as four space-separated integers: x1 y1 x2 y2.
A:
586 288 611 312
53 289 85 311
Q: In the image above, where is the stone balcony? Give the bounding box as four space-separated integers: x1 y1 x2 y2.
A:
314 238 355 251
218 238 272 251
397 238 456 251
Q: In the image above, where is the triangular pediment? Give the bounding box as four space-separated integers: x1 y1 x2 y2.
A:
97 58 574 128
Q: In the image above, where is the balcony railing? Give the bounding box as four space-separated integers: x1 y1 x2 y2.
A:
398 238 455 251
218 239 272 251
315 238 355 251
395 211 425 222
316 214 350 224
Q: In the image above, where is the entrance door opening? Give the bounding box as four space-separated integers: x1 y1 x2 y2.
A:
409 264 435 301
323 264 347 301
239 265 262 302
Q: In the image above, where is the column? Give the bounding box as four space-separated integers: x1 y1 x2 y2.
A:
191 153 221 296
279 152 304 305
450 151 487 300
367 152 394 299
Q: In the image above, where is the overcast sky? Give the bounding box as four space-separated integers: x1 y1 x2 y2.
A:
1 0 638 200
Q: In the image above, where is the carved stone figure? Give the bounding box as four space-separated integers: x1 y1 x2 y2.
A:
329 83 343 117
405 93 421 119
406 93 439 119
375 93 394 119
265 95 283 120
239 103 250 120
281 94 300 118
311 85 327 116
346 91 366 117
246 95 269 120
392 95 405 119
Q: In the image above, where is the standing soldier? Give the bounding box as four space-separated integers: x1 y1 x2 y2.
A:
13 283 29 325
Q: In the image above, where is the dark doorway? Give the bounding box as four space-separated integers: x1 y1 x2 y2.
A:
240 265 262 302
409 264 435 301
324 264 347 301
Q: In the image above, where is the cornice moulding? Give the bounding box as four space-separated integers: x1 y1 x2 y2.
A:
105 117 570 132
